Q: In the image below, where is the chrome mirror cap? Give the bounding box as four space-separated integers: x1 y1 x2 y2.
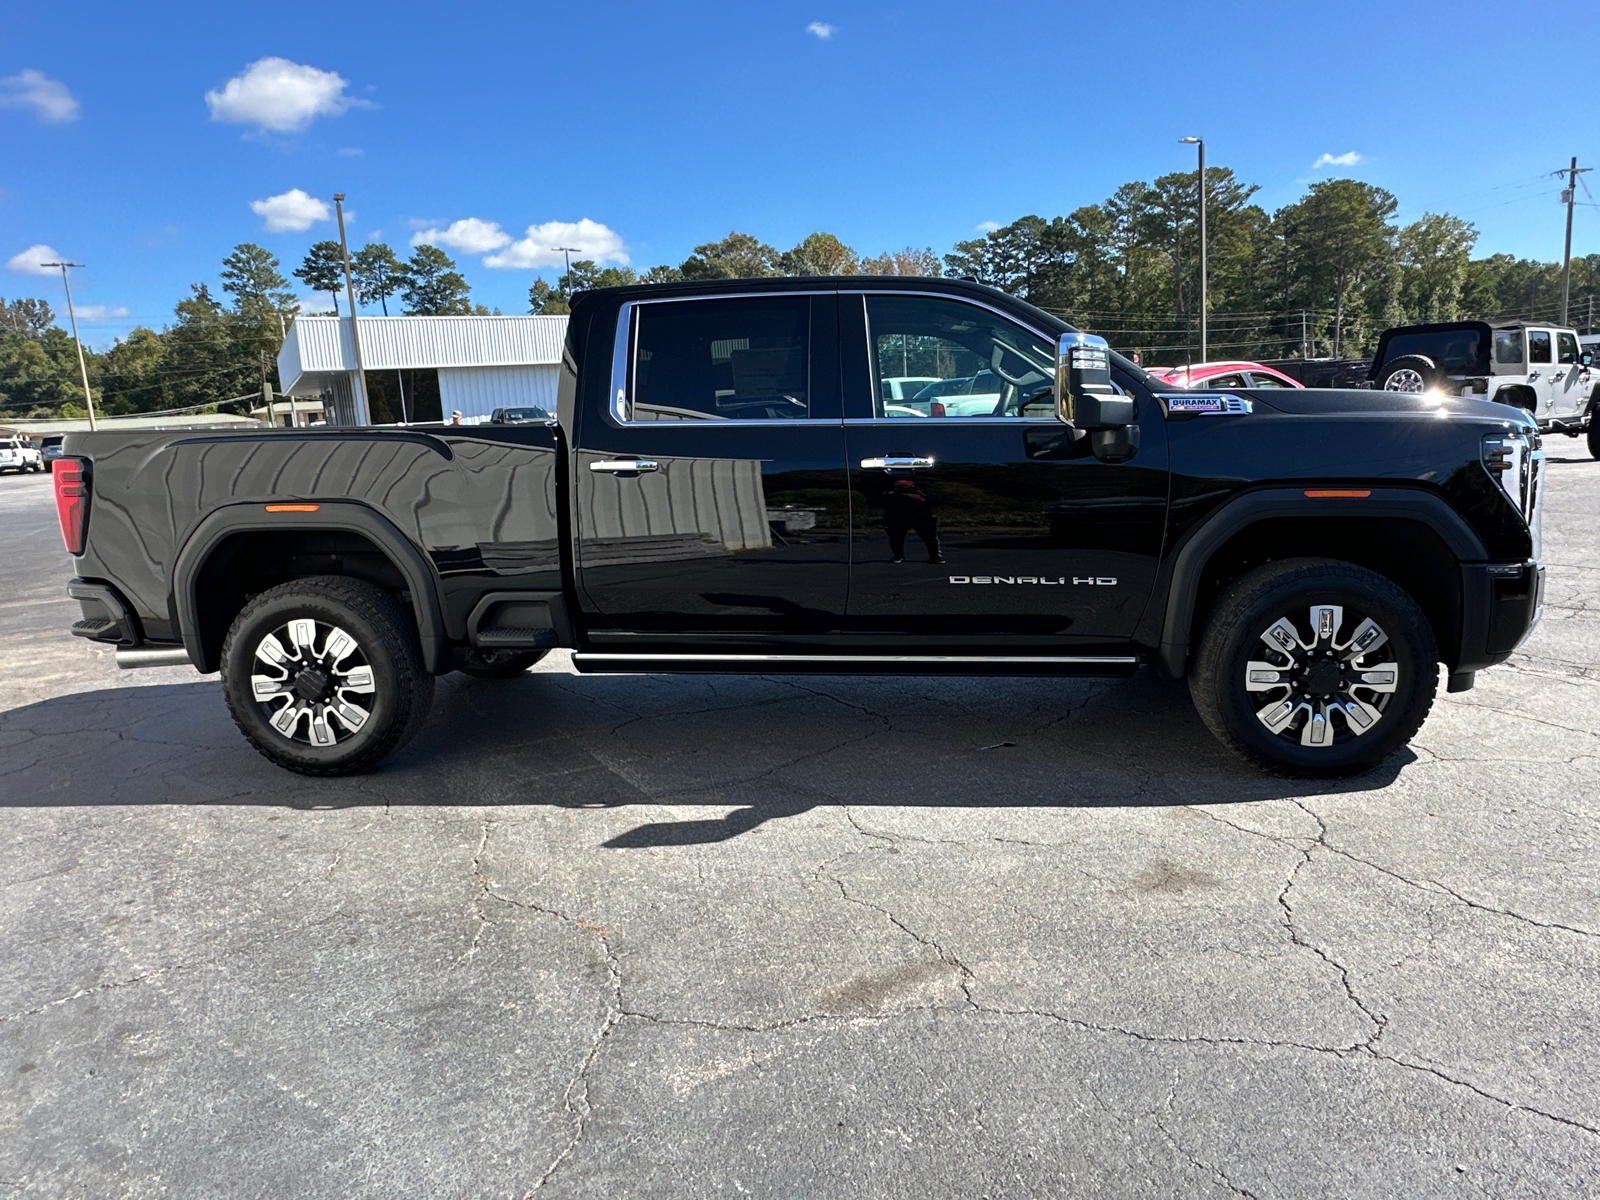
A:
1056 332 1132 429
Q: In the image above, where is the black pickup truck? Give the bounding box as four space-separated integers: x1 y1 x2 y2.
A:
58 277 1546 778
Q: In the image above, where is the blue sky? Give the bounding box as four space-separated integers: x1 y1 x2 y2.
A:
3 0 1596 347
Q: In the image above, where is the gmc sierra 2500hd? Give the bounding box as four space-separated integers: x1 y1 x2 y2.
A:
59 277 1546 778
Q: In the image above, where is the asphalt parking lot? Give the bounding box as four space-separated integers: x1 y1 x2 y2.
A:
1 456 1597 1199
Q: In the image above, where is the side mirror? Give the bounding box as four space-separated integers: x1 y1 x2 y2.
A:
1056 332 1134 429
1583 352 1594 367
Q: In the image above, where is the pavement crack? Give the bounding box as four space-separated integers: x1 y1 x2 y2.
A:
1154 1100 1262 1199
1370 1053 1600 1138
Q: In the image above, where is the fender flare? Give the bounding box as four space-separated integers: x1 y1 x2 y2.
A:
1156 486 1489 679
171 500 449 674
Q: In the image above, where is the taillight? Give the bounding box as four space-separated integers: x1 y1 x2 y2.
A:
930 401 947 417
54 457 89 555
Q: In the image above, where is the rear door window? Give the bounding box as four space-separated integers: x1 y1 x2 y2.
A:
1204 373 1248 388
1244 372 1292 388
1528 331 1552 364
629 296 812 421
1494 330 1524 365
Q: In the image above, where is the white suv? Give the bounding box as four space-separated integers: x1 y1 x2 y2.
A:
0 437 44 474
1370 320 1598 457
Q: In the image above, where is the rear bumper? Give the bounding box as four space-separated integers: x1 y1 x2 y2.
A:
1457 561 1544 672
66 578 196 669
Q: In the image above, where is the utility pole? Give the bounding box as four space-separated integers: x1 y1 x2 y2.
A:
1180 137 1207 360
1558 157 1591 327
333 194 371 425
553 246 581 289
41 261 97 430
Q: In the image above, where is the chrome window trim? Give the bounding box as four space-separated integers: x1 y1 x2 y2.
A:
609 292 839 427
852 291 1063 422
842 416 1063 426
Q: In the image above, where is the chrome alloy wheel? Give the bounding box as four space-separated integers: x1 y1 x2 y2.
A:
1245 605 1400 748
250 618 376 746
1382 368 1426 393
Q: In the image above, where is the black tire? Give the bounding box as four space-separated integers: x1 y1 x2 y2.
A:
1375 354 1442 393
1588 406 1600 460
220 575 434 776
1189 558 1438 778
457 647 548 679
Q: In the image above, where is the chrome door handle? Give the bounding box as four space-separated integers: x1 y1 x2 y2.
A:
860 455 935 470
1551 371 1566 381
589 459 660 474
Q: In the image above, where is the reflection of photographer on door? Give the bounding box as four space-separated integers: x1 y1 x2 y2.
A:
878 479 942 564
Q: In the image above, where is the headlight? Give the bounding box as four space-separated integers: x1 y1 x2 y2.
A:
1481 431 1544 559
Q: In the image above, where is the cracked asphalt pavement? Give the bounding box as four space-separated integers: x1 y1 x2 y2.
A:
2 456 1598 1198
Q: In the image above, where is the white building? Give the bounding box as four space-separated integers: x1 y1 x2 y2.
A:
276 314 568 425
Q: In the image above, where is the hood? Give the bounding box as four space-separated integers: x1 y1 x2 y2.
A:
1236 387 1530 424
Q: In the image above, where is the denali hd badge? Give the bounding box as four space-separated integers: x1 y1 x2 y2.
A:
1160 393 1253 417
950 576 1117 585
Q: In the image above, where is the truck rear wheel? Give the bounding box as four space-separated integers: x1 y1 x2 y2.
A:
1588 406 1600 460
1189 559 1438 777
219 576 434 776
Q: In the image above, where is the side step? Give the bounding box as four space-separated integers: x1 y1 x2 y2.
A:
475 627 559 650
571 653 1139 677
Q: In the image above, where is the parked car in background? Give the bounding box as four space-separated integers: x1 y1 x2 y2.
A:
1369 320 1598 457
1259 359 1372 389
0 437 44 473
39 434 64 472
488 406 552 424
1152 361 1304 390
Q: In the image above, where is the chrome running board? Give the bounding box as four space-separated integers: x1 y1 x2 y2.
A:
571 652 1139 676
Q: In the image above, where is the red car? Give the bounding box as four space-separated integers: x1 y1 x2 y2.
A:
1151 361 1304 389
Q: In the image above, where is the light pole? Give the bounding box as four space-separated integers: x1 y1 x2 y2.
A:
41 261 97 430
553 246 581 289
1180 137 1207 362
332 194 371 425
1557 157 1591 327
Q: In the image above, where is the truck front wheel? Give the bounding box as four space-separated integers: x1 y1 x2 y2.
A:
1189 559 1438 777
219 576 435 776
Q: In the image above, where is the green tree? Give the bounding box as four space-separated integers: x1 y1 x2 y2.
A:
529 279 567 315
0 297 55 336
351 243 404 315
1277 180 1398 356
161 284 261 410
780 232 858 276
639 264 685 284
98 326 168 414
295 241 347 315
219 243 295 319
1397 213 1478 323
679 232 780 279
400 245 473 315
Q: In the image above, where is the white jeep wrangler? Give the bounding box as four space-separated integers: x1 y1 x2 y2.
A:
1370 320 1599 458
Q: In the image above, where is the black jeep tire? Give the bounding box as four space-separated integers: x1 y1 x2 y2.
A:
1588 402 1600 460
1375 354 1442 393
220 575 434 776
457 648 548 679
1190 558 1438 778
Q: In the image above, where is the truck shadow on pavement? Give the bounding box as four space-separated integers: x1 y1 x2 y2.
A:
0 667 1411 842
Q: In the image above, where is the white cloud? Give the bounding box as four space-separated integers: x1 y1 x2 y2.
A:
484 219 628 269
6 244 63 275
0 69 80 123
206 58 360 133
337 146 363 156
975 221 1001 232
250 188 331 232
1314 151 1362 168
410 217 512 254
807 21 835 39
72 304 129 321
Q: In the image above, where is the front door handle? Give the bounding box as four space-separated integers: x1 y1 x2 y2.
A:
1551 370 1566 381
589 459 660 474
860 455 935 470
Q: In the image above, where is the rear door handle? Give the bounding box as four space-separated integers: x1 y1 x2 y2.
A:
860 455 935 470
589 459 660 474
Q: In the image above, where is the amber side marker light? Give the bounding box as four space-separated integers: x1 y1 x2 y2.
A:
1304 489 1372 498
264 503 321 513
